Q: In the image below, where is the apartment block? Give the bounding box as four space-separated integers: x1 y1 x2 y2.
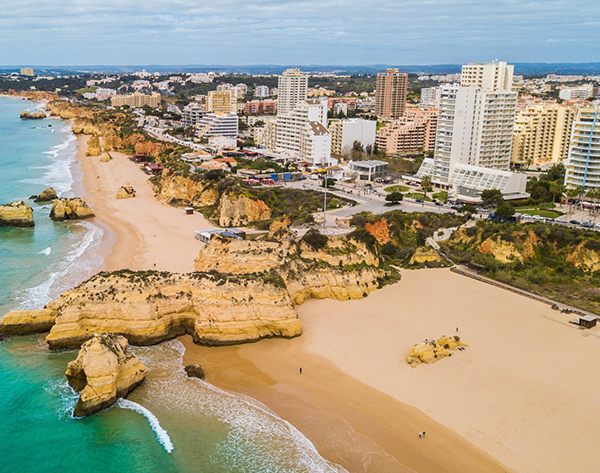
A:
327 97 357 111
183 102 206 127
255 85 269 98
244 100 277 115
207 90 237 114
564 107 600 190
460 61 514 91
559 86 594 101
20 67 34 77
196 113 239 138
512 102 578 167
375 69 408 120
277 68 308 115
420 88 439 106
328 118 376 156
111 92 161 108
376 108 437 154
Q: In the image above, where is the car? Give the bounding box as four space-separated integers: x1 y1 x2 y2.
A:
477 207 487 213
595 223 600 228
451 205 461 210
570 220 581 225
435 201 444 206
556 218 567 223
523 213 532 218
532 214 543 220
415 198 424 203
445 203 453 208
582 221 594 228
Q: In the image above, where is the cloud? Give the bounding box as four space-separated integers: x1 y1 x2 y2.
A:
0 0 599 65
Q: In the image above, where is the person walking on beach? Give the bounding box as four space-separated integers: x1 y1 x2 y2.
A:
299 367 303 374
419 432 422 438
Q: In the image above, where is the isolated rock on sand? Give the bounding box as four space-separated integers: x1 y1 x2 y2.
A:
50 197 95 221
20 110 46 119
99 151 112 163
86 136 101 156
65 334 147 417
116 185 136 199
33 187 58 202
184 363 206 380
406 335 467 368
0 201 34 227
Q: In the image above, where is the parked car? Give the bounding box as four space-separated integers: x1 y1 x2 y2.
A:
533 214 543 220
477 207 487 213
435 201 444 206
595 223 600 228
570 220 581 225
415 198 424 203
556 218 567 223
582 221 594 228
523 213 532 218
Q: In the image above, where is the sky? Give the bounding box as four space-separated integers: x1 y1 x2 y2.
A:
1 0 599 66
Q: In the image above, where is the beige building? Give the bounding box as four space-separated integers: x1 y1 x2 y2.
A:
207 90 237 114
20 67 34 77
111 92 161 108
376 108 438 154
512 102 578 167
375 69 408 120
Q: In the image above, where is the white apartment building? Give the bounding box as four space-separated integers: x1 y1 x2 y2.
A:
420 87 439 106
196 113 239 138
328 118 376 156
277 68 308 115
559 86 594 101
416 61 527 201
183 102 206 127
255 85 269 98
564 106 600 190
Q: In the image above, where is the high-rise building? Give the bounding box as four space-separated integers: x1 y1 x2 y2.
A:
376 108 438 154
328 118 377 157
20 68 34 77
512 102 578 167
375 69 408 120
255 85 269 98
420 88 439 106
277 68 308 115
416 61 527 201
207 90 237 114
564 107 600 190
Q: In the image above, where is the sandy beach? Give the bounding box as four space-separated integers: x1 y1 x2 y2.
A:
74 134 600 473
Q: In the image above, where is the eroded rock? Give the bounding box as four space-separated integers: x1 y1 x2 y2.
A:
184 363 206 380
0 201 34 227
116 185 136 199
50 198 95 221
34 187 57 202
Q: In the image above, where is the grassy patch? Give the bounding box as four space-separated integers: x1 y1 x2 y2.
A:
384 185 410 193
432 191 448 202
405 192 433 202
517 208 564 218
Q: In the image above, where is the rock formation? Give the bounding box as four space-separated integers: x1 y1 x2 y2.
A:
406 336 467 368
50 198 95 221
184 363 206 380
20 110 46 119
99 151 113 162
0 309 56 337
86 136 102 156
65 334 147 417
153 173 219 207
1 270 301 349
219 194 271 227
116 185 136 199
33 187 57 202
0 201 34 227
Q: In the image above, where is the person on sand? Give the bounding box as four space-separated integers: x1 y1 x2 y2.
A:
419 432 422 438
422 431 426 437
299 367 303 374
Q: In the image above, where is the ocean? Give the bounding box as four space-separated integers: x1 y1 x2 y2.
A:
0 97 345 473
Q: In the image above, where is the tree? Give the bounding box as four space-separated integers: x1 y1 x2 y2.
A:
481 189 504 207
549 182 565 204
421 175 432 199
385 192 404 205
495 202 516 220
365 144 373 156
322 177 335 188
566 187 579 217
459 204 477 216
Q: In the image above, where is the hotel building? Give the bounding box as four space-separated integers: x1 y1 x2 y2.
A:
375 69 408 120
207 90 237 114
564 106 600 190
376 108 438 154
111 92 161 108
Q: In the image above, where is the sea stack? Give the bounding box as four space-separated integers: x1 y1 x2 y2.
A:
20 110 46 119
65 334 147 417
50 197 95 221
33 187 58 203
0 201 34 227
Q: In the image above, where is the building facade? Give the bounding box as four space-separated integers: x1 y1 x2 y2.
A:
376 108 438 154
460 61 514 91
244 100 277 115
111 92 161 108
559 86 594 101
255 85 269 98
277 68 308 116
328 118 376 157
207 90 237 114
196 113 239 138
375 69 408 120
420 87 439 106
183 102 206 127
564 107 600 190
20 68 34 77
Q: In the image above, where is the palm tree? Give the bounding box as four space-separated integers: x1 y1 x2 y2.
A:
586 189 600 222
549 182 565 205
566 188 580 218
421 175 432 200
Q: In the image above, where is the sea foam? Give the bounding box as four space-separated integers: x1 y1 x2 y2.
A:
116 399 174 453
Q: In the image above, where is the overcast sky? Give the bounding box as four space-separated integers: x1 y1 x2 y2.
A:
2 0 599 66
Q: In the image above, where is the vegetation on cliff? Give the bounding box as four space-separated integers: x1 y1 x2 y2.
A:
440 221 600 313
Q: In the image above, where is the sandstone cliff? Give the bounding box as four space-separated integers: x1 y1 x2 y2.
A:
1 270 301 349
66 334 147 417
50 198 95 221
116 185 136 199
0 201 34 227
46 101 95 120
20 110 46 119
33 187 57 202
153 173 219 207
219 194 271 227
0 309 56 337
86 136 102 156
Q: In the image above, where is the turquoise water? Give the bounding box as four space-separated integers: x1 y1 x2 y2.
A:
0 97 345 473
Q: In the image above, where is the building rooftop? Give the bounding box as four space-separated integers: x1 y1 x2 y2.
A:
351 160 388 168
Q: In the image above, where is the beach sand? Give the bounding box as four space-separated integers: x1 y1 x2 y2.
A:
75 135 600 473
75 135 214 272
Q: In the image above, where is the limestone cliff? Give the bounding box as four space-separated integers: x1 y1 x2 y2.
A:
86 136 102 156
219 194 271 227
154 173 219 207
116 185 136 199
46 101 95 120
2 270 301 349
20 110 46 119
50 198 95 221
66 334 147 417
0 201 34 227
0 309 57 337
33 187 57 202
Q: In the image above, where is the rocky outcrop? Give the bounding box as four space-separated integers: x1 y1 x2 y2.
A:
99 151 113 162
406 336 467 368
364 219 391 244
567 243 600 272
184 363 206 380
219 194 271 227
0 309 57 336
410 247 442 265
2 270 301 349
116 185 136 199
20 110 46 119
0 201 34 227
153 173 219 207
46 101 95 120
50 198 95 221
86 136 102 156
66 334 147 417
33 187 57 202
